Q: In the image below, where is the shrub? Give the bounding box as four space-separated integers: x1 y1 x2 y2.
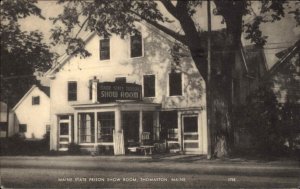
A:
233 85 295 156
68 142 81 155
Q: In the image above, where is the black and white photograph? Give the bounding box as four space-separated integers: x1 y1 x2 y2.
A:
0 0 299 188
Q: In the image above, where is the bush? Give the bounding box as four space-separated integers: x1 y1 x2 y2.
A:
0 133 50 156
233 85 299 156
68 142 81 155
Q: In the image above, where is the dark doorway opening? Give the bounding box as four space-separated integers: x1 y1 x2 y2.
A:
122 112 139 147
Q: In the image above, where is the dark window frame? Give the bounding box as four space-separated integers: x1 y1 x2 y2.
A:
19 124 27 133
68 81 77 101
100 38 110 60
169 72 182 96
130 32 143 58
143 75 155 97
32 96 40 105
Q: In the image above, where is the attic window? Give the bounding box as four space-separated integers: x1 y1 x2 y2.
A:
32 96 40 105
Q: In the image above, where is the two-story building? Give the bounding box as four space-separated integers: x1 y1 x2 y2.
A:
46 23 207 155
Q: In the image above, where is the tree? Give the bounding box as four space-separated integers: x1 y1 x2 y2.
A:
0 0 57 107
50 0 299 157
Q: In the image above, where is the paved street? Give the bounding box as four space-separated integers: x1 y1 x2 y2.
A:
1 155 299 188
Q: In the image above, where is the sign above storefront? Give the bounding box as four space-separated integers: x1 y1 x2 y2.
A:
97 82 142 103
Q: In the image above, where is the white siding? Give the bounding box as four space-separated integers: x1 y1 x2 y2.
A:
14 87 50 139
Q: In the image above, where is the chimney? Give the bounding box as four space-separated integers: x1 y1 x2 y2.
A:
92 76 99 103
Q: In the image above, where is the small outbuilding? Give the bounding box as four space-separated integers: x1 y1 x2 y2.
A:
11 85 50 140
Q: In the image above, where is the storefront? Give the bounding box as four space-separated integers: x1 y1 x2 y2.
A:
55 81 205 155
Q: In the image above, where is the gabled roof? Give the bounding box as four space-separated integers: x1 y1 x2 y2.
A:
38 85 50 97
45 32 96 77
263 40 300 80
12 85 50 111
44 21 187 77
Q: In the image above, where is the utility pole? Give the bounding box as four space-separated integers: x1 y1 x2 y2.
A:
207 0 212 159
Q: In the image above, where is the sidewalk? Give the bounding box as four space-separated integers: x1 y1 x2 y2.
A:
1 154 299 168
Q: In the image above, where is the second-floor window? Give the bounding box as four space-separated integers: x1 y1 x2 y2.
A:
143 75 155 97
169 73 182 96
100 38 110 60
130 32 142 58
68 81 77 101
32 96 40 105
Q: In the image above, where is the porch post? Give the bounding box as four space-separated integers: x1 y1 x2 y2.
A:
74 112 78 143
139 110 143 143
94 111 97 144
115 108 121 132
177 111 183 152
114 107 124 155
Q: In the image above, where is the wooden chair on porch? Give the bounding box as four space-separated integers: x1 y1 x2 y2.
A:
139 132 155 155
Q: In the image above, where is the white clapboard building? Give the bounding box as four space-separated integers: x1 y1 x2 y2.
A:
46 22 207 155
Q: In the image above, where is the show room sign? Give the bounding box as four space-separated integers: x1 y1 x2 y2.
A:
98 82 142 103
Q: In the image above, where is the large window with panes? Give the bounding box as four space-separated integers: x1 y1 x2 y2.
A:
169 73 182 96
97 112 115 142
143 75 155 97
78 113 95 143
68 81 77 101
100 38 110 60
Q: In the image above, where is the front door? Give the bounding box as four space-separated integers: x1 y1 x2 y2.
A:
182 115 199 153
58 115 72 151
122 112 139 146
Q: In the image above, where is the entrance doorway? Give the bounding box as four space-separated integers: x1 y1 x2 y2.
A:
122 112 139 146
58 115 73 151
182 115 199 153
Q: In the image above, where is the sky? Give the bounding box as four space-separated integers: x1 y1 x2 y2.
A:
20 1 299 74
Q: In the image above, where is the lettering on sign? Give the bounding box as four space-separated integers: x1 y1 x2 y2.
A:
97 82 142 102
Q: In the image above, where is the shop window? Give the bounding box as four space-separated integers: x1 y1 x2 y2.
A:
169 73 182 96
32 96 40 105
97 112 115 142
100 38 110 60
143 75 155 97
160 111 178 141
78 113 95 143
130 32 142 58
115 77 126 83
19 124 27 133
68 81 77 101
